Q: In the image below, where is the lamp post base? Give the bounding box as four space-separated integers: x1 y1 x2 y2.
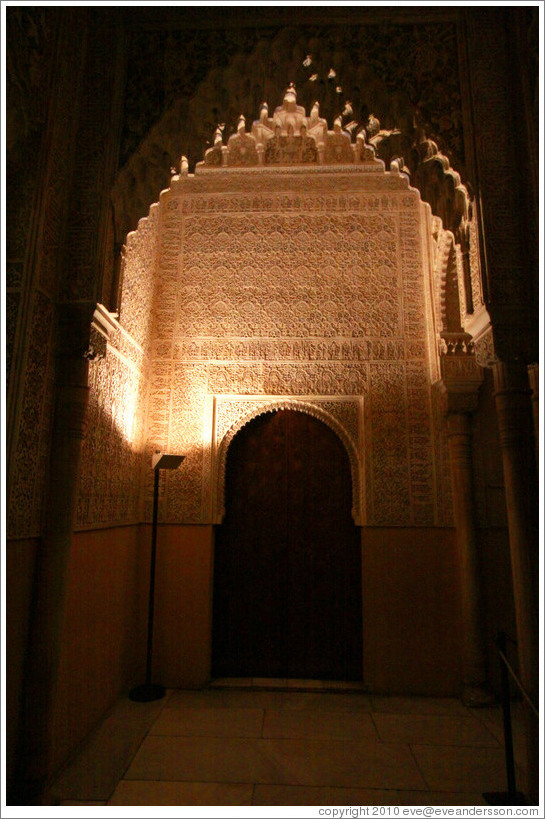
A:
129 683 166 702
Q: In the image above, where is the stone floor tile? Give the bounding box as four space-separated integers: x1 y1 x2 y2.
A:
49 694 170 802
274 691 373 711
210 677 254 687
59 801 108 806
372 713 500 747
472 707 504 743
168 688 284 710
253 786 489 806
124 735 427 790
49 690 507 808
252 785 401 805
263 709 378 740
410 743 509 792
124 735 270 783
151 706 264 737
371 695 469 716
168 688 372 712
285 678 324 689
472 704 528 768
108 779 253 805
396 790 489 805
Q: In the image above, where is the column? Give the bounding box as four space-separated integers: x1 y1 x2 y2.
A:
527 363 539 463
12 351 90 804
492 359 539 802
446 410 492 705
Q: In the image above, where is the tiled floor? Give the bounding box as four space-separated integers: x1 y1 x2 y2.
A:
49 680 527 808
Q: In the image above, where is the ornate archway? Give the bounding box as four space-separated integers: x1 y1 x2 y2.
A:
211 395 365 525
212 406 364 680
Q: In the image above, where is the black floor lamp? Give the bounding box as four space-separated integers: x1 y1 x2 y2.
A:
130 451 185 702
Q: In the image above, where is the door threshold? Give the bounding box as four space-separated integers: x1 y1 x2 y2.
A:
209 677 367 692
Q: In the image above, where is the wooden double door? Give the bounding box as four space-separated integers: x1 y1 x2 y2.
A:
212 409 363 681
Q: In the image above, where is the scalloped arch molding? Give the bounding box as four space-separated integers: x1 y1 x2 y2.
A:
211 396 365 525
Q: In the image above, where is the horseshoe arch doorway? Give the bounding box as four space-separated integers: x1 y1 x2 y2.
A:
212 408 363 681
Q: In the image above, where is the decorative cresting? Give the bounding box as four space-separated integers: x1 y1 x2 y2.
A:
412 131 470 237
432 215 483 414
213 396 365 526
433 218 474 358
197 91 485 359
201 85 381 168
408 131 488 368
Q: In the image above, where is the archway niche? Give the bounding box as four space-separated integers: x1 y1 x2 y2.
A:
212 396 365 526
212 407 363 681
82 89 478 693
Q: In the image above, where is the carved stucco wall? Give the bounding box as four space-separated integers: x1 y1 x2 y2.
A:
119 160 453 528
75 341 148 529
7 293 57 539
8 9 533 544
7 9 126 541
6 7 56 391
6 8 83 540
74 206 159 530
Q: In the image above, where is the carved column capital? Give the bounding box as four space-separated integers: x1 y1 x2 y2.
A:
462 296 535 370
57 302 96 359
492 358 533 394
55 302 117 439
492 359 534 450
473 325 498 368
84 325 107 361
435 352 483 416
469 311 535 370
57 301 117 364
84 303 117 361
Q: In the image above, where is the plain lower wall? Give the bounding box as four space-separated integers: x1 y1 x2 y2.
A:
151 524 215 689
149 523 463 696
6 537 39 787
10 520 512 787
50 524 147 773
361 526 462 696
9 524 213 788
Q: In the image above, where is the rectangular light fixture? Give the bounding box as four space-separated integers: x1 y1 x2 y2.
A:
152 453 186 470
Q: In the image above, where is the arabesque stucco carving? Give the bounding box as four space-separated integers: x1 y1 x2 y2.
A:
74 93 484 531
